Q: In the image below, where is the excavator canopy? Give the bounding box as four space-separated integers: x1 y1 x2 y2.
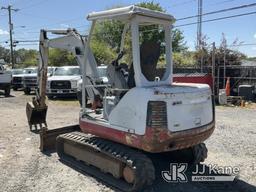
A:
87 5 175 22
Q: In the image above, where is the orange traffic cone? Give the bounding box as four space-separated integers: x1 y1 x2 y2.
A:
225 77 230 96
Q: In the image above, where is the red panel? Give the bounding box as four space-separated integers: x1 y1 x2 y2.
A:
173 74 213 90
79 118 214 153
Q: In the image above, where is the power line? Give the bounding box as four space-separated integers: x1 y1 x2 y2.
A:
12 9 256 40
175 11 256 27
228 43 256 47
13 2 256 36
14 40 39 43
9 10 256 38
177 2 256 21
14 43 39 46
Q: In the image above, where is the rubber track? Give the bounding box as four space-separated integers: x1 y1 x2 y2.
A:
56 132 155 192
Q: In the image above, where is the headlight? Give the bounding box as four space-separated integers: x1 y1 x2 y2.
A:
47 81 51 88
71 80 77 88
77 82 82 91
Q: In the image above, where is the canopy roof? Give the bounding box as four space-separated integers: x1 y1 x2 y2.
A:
87 5 175 22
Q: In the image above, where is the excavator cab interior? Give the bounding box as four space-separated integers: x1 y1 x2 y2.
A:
87 17 172 120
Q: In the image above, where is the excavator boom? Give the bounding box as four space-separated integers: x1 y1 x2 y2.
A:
26 30 49 131
26 28 99 132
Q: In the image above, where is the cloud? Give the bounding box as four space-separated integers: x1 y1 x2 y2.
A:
254 33 256 39
0 29 9 35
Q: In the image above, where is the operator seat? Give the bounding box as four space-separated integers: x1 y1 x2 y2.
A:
127 41 161 88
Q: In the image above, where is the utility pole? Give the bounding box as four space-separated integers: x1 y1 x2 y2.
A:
197 0 203 48
223 47 226 89
1 5 19 69
197 0 203 72
212 42 216 96
222 34 227 89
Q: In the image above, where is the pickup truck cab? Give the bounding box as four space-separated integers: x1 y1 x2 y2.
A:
47 66 81 98
0 64 12 97
23 67 37 95
11 69 24 90
23 67 56 95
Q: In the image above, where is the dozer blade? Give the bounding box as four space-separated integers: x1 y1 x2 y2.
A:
26 101 48 132
40 125 80 152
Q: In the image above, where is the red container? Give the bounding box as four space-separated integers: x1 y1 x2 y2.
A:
173 73 213 90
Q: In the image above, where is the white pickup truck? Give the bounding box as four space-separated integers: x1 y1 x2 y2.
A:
47 66 81 98
0 65 12 97
11 68 24 90
22 67 38 95
23 67 56 95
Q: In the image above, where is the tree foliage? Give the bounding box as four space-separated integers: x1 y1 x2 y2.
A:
0 46 11 64
91 40 115 64
194 33 246 68
48 48 77 66
173 52 196 67
91 1 188 64
14 49 38 67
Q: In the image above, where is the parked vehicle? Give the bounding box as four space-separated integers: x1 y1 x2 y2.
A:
77 65 108 105
22 67 37 95
23 67 56 95
0 64 12 96
11 69 24 90
47 66 81 98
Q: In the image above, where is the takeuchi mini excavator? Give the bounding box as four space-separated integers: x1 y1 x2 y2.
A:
26 5 215 191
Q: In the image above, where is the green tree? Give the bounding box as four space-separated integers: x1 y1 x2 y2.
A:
172 29 187 52
91 1 187 64
0 46 10 64
48 48 77 66
91 40 115 64
194 33 246 68
14 48 38 67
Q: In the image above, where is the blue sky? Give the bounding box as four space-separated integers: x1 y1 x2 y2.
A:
0 0 255 57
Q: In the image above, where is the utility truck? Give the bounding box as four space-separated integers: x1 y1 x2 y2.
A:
26 6 215 191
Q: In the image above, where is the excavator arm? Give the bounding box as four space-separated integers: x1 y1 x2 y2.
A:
26 28 98 135
26 28 102 150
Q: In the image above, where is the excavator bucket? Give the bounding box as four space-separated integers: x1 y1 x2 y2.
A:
26 101 48 131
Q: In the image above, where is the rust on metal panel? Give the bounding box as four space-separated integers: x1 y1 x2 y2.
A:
125 121 215 153
79 118 214 153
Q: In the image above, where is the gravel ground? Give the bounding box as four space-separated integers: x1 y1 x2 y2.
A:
0 91 255 192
